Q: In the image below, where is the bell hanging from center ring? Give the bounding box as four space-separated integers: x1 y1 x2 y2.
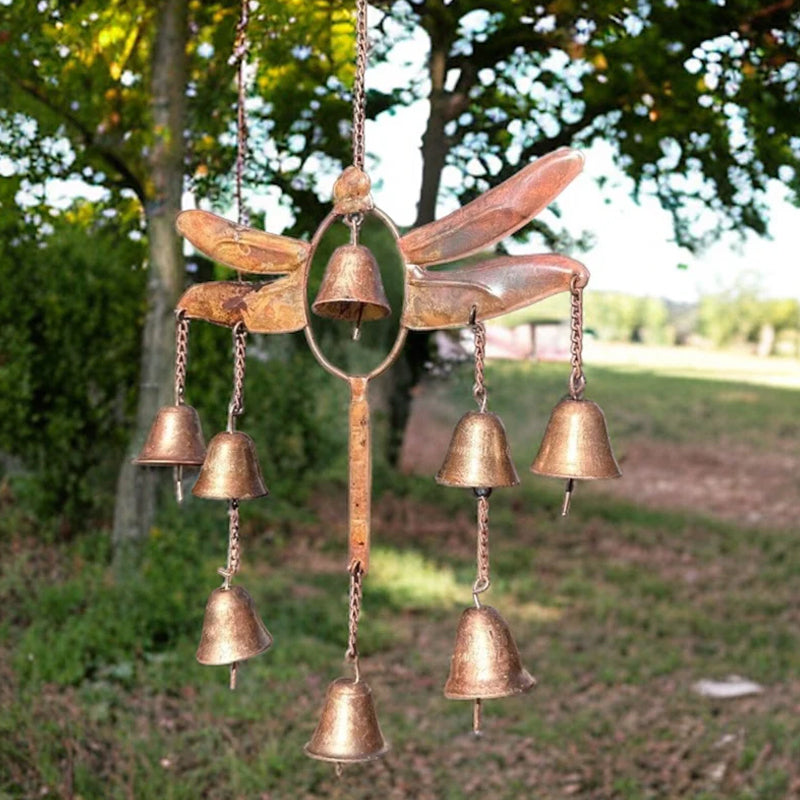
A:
531 397 621 480
444 605 536 700
312 244 391 323
196 585 273 665
192 431 269 500
436 410 520 489
134 404 206 466
304 677 389 763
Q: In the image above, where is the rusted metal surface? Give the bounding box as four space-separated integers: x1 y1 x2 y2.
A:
176 209 308 274
304 677 389 763
332 165 374 216
403 253 589 330
347 377 372 574
196 585 272 665
444 605 536 700
312 244 390 323
436 411 519 489
241 270 307 333
398 148 584 267
177 281 257 327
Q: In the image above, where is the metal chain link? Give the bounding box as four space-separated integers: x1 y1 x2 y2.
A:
174 311 189 405
352 0 368 170
345 564 363 681
227 322 248 431
231 0 250 230
568 275 586 399
472 494 490 604
471 311 488 413
218 499 241 589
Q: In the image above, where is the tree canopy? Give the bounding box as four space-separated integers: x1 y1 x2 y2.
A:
371 0 799 248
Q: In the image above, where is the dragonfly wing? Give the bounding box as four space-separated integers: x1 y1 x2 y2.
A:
241 270 307 333
177 281 259 327
402 254 589 330
176 210 309 275
399 148 584 267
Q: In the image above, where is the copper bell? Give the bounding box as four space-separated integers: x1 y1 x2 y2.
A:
312 244 391 323
134 404 206 466
436 411 520 489
305 677 389 763
444 605 536 700
192 431 268 500
531 397 621 480
196 585 273 665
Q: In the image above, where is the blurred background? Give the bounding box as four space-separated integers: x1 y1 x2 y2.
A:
1 2 799 798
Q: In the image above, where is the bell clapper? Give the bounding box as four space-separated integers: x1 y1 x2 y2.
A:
230 660 238 690
561 478 575 517
473 699 483 737
352 303 364 341
174 465 184 504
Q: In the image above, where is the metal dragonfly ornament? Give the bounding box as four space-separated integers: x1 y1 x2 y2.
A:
134 0 621 769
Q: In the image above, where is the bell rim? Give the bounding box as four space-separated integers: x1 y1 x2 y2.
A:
133 455 206 467
529 465 622 480
444 669 537 700
195 634 273 666
302 742 390 763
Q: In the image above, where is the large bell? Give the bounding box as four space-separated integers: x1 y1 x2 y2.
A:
304 677 389 763
436 411 519 489
312 244 391 323
134 404 206 466
530 397 621 480
444 605 536 700
196 585 273 666
192 431 268 500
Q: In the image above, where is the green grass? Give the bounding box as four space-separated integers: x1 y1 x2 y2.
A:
1 357 799 799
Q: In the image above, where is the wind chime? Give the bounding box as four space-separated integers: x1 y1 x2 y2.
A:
135 0 620 766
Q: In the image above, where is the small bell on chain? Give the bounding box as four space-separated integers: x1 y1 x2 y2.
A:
196 498 272 689
312 210 391 341
193 322 269 501
437 309 519 491
134 312 206 502
531 276 620 514
305 565 389 765
443 484 536 735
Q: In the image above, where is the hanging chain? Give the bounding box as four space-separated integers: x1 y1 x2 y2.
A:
227 322 248 431
471 308 488 413
345 564 363 681
218 499 241 589
472 493 491 604
568 275 586 399
351 0 368 170
174 311 189 405
231 0 250 230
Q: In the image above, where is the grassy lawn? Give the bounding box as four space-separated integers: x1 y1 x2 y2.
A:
1 354 799 799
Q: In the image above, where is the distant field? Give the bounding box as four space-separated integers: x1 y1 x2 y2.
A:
584 341 800 389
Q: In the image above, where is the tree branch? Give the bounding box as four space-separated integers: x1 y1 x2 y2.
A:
13 77 146 204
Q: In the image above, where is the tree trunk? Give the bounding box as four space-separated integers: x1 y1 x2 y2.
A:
112 0 188 578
